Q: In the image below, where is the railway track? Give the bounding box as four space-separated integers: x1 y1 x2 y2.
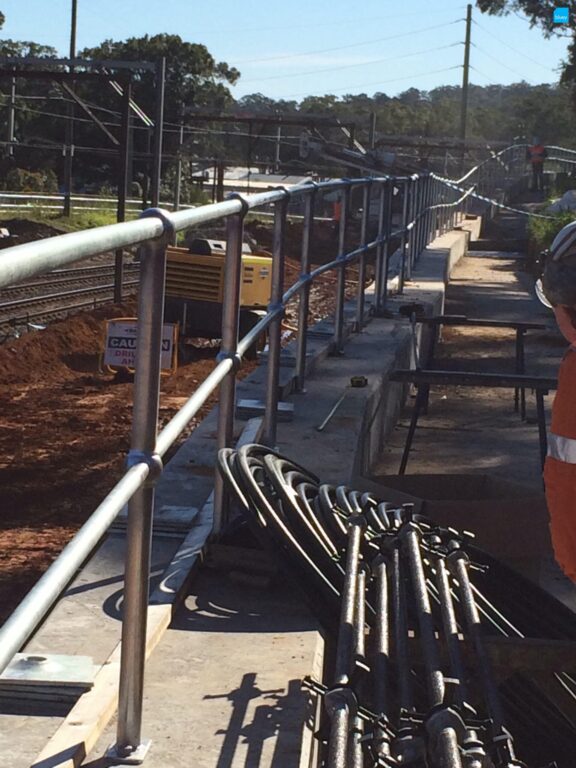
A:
0 264 140 339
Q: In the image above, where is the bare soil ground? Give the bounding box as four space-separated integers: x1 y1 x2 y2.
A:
0 219 366 624
0 300 242 623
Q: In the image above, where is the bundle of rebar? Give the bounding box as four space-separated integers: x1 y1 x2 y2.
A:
218 445 576 768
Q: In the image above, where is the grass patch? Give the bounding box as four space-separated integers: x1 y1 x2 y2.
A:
528 210 576 252
0 207 128 233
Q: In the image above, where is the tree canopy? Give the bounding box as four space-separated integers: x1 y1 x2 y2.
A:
80 34 240 121
475 1 576 88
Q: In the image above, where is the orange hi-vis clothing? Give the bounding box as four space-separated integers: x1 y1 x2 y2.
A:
527 144 547 165
544 308 576 580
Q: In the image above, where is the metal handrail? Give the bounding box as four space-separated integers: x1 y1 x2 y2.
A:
0 149 530 760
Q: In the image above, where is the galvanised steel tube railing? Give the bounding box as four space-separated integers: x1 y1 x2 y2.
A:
262 193 289 446
213 204 247 534
294 187 316 392
334 183 351 352
114 217 171 759
355 181 371 331
373 182 388 315
0 147 531 761
0 462 150 677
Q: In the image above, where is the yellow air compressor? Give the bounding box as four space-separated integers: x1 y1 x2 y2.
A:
164 238 273 359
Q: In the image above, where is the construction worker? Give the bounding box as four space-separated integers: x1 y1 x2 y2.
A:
526 137 548 193
542 220 576 581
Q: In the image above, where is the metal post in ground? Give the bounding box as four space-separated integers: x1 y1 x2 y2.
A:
262 193 289 446
333 184 350 352
173 121 184 212
150 58 166 208
110 209 173 763
6 76 15 158
295 187 316 392
213 203 247 534
114 78 132 304
355 180 371 331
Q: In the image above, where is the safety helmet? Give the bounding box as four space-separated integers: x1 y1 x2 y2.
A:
550 219 576 262
543 220 576 306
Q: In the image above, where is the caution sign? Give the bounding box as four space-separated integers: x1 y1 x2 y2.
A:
104 318 177 372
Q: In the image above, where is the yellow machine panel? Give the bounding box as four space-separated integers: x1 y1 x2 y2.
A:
165 245 272 308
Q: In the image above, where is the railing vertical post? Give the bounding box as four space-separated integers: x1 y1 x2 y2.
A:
214 203 246 534
334 184 350 352
405 175 417 281
398 178 410 294
112 209 172 762
418 175 427 258
355 180 371 331
373 181 387 316
262 193 289 446
427 176 435 244
295 187 316 393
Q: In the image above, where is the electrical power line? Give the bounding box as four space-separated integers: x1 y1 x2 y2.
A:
282 65 462 100
469 66 500 87
240 43 462 84
472 44 539 81
235 20 461 66
473 19 560 72
206 7 467 37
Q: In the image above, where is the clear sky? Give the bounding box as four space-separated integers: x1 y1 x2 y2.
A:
1 1 570 101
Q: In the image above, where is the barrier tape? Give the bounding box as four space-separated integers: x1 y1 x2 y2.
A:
436 177 555 220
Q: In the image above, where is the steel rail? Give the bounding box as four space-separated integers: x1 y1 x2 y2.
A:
0 279 139 312
0 265 139 294
0 295 136 333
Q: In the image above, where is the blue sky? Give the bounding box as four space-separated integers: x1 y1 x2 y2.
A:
1 1 570 100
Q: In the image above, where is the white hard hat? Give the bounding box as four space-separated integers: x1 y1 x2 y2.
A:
544 220 576 306
550 220 576 262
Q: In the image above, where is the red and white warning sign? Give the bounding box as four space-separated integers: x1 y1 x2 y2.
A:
104 318 177 372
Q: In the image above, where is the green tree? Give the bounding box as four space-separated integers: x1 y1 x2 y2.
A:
80 34 240 121
475 1 576 90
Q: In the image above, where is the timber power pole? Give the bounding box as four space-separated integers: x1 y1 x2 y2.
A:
63 0 77 216
459 3 472 174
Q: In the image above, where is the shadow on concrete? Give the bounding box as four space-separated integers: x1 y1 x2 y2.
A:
170 569 317 635
204 673 307 768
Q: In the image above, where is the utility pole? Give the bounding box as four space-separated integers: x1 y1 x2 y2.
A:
6 77 16 158
459 3 472 174
368 112 377 150
63 0 77 216
150 57 165 208
173 121 184 211
274 124 282 172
